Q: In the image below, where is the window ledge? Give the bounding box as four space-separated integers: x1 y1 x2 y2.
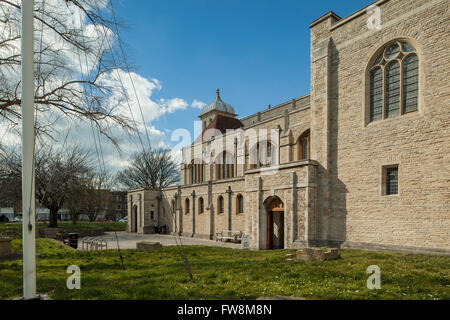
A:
366 110 420 127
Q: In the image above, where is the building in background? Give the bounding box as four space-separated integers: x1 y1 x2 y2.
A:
111 191 128 221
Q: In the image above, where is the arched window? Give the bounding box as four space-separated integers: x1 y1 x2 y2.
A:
218 196 224 214
171 199 175 214
368 40 419 123
188 161 204 184
297 130 310 161
185 198 190 214
403 54 419 114
385 61 400 118
216 152 234 180
250 141 277 169
236 194 244 214
198 197 204 214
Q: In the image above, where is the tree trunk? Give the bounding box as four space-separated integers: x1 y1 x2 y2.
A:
49 207 59 228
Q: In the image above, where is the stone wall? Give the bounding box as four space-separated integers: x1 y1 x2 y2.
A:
310 0 450 251
126 0 449 254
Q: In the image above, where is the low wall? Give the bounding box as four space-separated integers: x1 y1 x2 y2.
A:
0 237 12 258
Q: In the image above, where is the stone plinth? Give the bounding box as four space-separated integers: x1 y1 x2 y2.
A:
0 237 12 258
142 226 156 235
39 228 63 239
136 241 162 251
296 248 340 261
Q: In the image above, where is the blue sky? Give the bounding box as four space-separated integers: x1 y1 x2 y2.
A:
116 0 372 148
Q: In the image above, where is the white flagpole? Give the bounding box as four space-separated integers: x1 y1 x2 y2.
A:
21 0 37 300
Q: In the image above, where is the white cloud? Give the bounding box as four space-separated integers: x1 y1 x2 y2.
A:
160 98 189 114
192 99 206 109
0 0 191 173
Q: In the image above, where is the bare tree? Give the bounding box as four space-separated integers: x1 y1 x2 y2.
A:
0 149 22 208
65 174 90 224
117 149 179 190
0 146 93 227
0 0 134 149
34 146 93 227
83 171 114 222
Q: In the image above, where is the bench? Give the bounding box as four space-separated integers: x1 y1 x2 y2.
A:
56 232 69 246
216 230 243 243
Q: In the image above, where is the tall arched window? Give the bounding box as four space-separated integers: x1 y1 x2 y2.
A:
250 141 277 169
370 67 383 121
198 197 204 214
297 130 310 161
171 199 175 214
188 161 204 184
218 196 224 214
368 40 419 123
185 198 190 214
236 194 244 214
403 54 419 114
216 152 234 180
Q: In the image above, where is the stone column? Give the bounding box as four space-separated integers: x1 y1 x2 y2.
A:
177 187 182 235
310 31 334 244
284 109 289 131
290 172 298 247
172 194 178 235
156 194 162 230
257 177 264 250
226 186 232 230
305 166 311 245
127 195 132 233
207 181 214 240
191 190 196 237
139 194 143 234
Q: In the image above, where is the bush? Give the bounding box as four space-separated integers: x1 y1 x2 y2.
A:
0 215 9 223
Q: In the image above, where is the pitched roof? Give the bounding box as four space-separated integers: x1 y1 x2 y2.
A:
194 114 243 144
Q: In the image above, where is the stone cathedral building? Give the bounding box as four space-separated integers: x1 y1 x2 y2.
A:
128 0 449 255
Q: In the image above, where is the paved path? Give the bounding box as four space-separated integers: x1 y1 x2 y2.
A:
78 232 241 250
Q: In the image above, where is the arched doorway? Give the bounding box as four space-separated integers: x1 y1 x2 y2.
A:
132 205 138 233
264 196 285 250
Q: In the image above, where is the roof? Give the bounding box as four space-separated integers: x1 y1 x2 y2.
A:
194 114 243 144
200 89 236 116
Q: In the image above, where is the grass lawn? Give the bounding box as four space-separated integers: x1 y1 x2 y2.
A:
0 222 127 239
0 239 448 300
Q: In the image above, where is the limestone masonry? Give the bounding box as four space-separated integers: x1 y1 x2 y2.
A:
128 0 449 255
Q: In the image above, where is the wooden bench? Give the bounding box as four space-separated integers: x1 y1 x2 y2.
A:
216 230 243 243
56 232 69 246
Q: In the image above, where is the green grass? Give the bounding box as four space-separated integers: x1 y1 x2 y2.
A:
0 222 127 239
1 239 449 300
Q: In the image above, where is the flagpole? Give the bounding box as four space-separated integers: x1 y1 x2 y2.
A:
21 0 37 300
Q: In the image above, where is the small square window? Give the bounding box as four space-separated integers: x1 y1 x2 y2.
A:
386 167 398 195
382 165 399 196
